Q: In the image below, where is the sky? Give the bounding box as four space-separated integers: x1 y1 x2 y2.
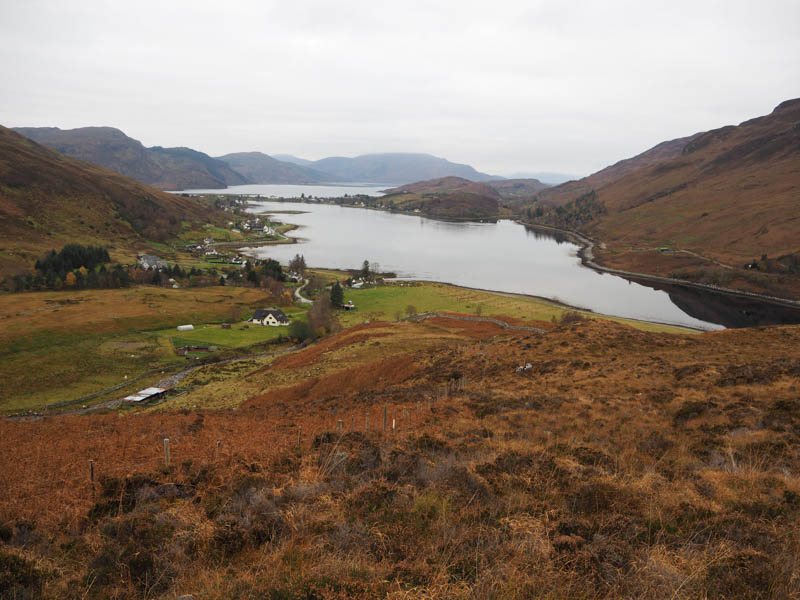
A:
1 0 798 177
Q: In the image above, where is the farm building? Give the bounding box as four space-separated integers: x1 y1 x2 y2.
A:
137 254 167 270
249 308 290 326
177 324 194 331
123 387 168 403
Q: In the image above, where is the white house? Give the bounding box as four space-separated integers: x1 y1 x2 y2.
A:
249 308 290 326
137 254 167 270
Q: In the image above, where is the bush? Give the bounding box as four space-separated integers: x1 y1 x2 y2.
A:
0 549 44 598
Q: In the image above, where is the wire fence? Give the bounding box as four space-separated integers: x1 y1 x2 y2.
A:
0 398 454 524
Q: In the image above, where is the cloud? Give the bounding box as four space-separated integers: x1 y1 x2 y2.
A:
1 0 798 175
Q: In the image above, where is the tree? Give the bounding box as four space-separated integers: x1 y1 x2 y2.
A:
262 258 285 281
405 304 417 317
151 270 162 286
360 260 370 279
307 296 336 338
288 319 311 341
330 281 344 307
64 271 77 287
288 254 307 276
219 276 226 286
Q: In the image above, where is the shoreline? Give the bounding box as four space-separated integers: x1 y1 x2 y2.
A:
233 197 798 327
517 221 800 310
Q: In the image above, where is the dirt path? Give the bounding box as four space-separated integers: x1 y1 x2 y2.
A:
294 279 313 304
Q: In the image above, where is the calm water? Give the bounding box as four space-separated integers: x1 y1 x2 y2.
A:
243 201 726 330
179 183 388 197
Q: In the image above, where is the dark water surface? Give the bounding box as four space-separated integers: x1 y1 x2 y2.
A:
242 201 800 330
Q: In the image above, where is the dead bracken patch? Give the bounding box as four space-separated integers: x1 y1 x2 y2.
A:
1 318 799 598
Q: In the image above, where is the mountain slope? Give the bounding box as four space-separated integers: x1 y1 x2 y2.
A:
0 125 219 275
215 151 339 184
535 133 701 207
13 126 248 190
527 99 800 299
309 153 498 184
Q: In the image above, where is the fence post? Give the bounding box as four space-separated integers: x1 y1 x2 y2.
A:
297 426 302 448
215 440 221 461
365 412 369 432
392 418 396 433
164 438 171 467
402 407 407 420
337 419 343 432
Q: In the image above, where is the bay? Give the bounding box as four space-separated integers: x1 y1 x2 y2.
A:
243 201 725 330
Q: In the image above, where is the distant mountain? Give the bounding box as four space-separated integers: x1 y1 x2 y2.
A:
272 154 315 167
0 126 220 275
215 152 339 184
13 126 248 191
275 152 499 184
506 172 579 185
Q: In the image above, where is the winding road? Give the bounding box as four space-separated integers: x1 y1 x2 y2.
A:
294 278 313 304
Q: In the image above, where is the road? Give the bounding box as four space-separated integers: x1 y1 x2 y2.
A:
294 279 313 304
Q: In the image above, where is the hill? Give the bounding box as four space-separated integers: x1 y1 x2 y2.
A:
526 99 800 299
0 125 220 275
215 151 339 184
487 177 550 201
303 152 498 184
2 313 799 598
385 176 502 198
13 126 248 190
382 176 502 219
534 133 700 208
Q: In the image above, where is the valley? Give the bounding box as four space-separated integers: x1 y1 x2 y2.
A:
1 53 798 599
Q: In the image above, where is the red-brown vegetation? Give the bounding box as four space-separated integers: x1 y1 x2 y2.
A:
1 318 799 598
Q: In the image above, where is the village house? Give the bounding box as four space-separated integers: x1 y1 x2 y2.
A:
249 308 290 326
137 254 167 270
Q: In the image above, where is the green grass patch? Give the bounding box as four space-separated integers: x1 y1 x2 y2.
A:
0 331 177 412
338 282 696 334
155 314 304 350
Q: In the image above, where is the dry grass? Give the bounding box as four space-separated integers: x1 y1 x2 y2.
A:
1 318 799 598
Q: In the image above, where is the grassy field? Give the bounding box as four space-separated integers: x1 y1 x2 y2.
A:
0 286 292 412
155 307 305 349
338 281 696 334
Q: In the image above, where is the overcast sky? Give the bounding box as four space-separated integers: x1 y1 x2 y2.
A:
1 0 798 176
